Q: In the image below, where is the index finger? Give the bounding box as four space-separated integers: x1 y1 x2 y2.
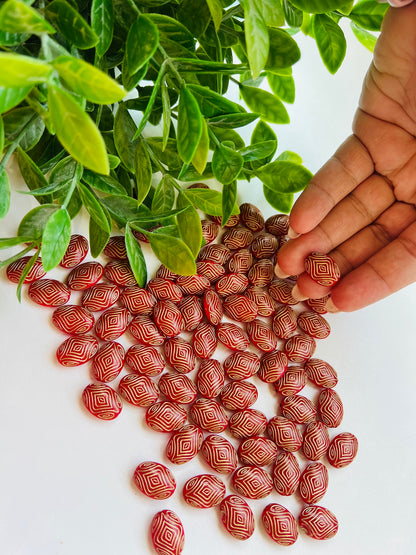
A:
289 135 374 236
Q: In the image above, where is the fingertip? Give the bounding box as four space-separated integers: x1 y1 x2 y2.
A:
324 297 340 313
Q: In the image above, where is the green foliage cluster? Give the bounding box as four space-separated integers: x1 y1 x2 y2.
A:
0 0 387 292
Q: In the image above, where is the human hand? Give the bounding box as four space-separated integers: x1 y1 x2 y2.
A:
275 3 416 312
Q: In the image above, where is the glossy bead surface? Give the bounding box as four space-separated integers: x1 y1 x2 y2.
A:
200 435 238 474
196 359 225 398
268 278 298 305
91 341 125 382
262 504 298 546
272 305 297 339
190 398 228 433
221 226 254 250
133 461 176 500
95 307 129 341
176 274 210 295
246 319 277 352
201 219 220 243
299 462 329 504
223 294 258 323
223 351 260 381
128 315 165 346
219 381 258 410
238 436 279 467
239 202 264 232
215 273 248 297
150 510 184 555
284 334 316 362
228 409 267 439
66 261 103 290
81 283 120 312
60 234 88 268
158 373 197 404
250 232 279 259
192 322 217 359
227 249 253 274
247 259 274 286
178 295 204 331
281 395 317 424
6 256 46 283
153 300 184 337
258 351 288 383
103 236 127 259
164 337 196 373
183 474 226 508
217 323 249 351
274 366 307 396
203 288 223 326
267 416 303 452
298 311 331 339
197 243 231 265
166 424 203 464
219 495 255 541
304 295 329 314
82 383 122 420
272 451 301 496
126 344 165 376
56 335 99 367
232 465 273 499
52 305 94 335
265 214 289 236
119 286 156 314
118 374 159 407
318 388 344 428
196 261 225 283
299 505 338 540
147 277 183 302
305 252 341 287
303 421 330 461
28 279 70 307
305 358 338 388
245 286 275 316
327 432 358 468
103 259 136 286
145 401 187 433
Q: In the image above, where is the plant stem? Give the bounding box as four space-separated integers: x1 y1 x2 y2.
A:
61 164 80 210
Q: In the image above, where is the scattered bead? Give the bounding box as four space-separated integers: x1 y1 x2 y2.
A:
305 252 341 287
82 383 122 420
28 278 70 307
150 510 184 555
166 424 203 465
183 474 226 508
262 504 298 546
56 335 99 367
133 461 176 500
299 505 338 540
219 495 255 541
327 432 358 468
232 465 273 499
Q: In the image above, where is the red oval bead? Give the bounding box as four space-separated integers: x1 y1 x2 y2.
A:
201 219 220 243
299 462 329 504
219 495 255 541
305 358 338 388
298 311 331 339
103 259 136 287
267 416 303 452
318 388 344 428
248 259 274 286
176 274 210 295
327 432 358 468
232 465 273 499
239 202 264 232
223 351 260 381
164 337 196 374
217 323 249 351
302 421 330 461
103 236 127 259
118 374 159 407
60 234 88 268
125 344 165 376
215 273 248 297
153 300 184 337
196 359 225 398
196 260 225 283
190 398 228 433
128 315 165 346
56 335 99 367
6 256 46 283
183 474 226 508
28 278 70 307
227 249 253 274
238 436 279 467
52 305 94 335
82 383 122 420
151 510 184 555
155 265 178 280
166 424 203 464
228 409 267 439
158 373 197 404
305 252 341 287
299 505 338 540
284 334 316 362
272 305 297 339
119 286 156 314
223 294 258 323
245 285 275 316
268 278 297 305
200 434 238 474
274 365 307 396
246 319 277 352
250 232 279 259
203 288 223 326
91 341 125 382
95 307 130 341
146 401 187 433
133 461 176 500
197 243 231 265
147 277 183 302
222 226 254 249
262 504 298 546
192 322 217 359
66 261 104 290
272 451 301 496
258 351 288 383
178 295 204 331
219 381 258 410
81 283 120 312
304 295 330 314
281 395 317 424
265 213 289 236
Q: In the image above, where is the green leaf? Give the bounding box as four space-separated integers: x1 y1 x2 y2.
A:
100 194 151 227
82 169 126 195
350 22 377 52
41 208 71 270
52 56 126 104
147 13 195 51
151 175 175 216
263 184 294 213
125 224 147 286
212 143 244 185
77 182 111 233
48 86 109 175
114 103 137 173
277 150 303 163
208 112 259 128
0 167 10 219
177 86 203 164
133 65 165 138
161 81 171 151
49 156 82 194
261 0 285 27
283 0 303 27
176 191 202 258
4 107 44 151
251 120 277 144
239 141 277 161
91 0 114 57
187 84 241 118
0 0 55 35
265 28 301 73
244 0 269 78
0 114 3 154
0 85 32 114
312 14 347 74
148 232 196 275
191 118 209 175
206 0 223 30
0 236 34 249
289 0 349 13
256 160 313 193
348 0 388 31
125 15 159 76
17 148 52 204
267 73 295 103
240 84 289 124
0 53 53 87
45 0 99 49
222 180 237 226
210 126 246 150
17 204 59 238
89 216 110 258
135 138 153 206
182 188 239 216
175 58 248 74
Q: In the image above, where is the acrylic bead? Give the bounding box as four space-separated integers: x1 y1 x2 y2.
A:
268 278 298 305
59 234 88 268
250 232 279 259
284 334 316 362
272 451 301 496
196 261 225 283
81 383 122 420
103 236 127 259
153 300 184 337
192 322 217 359
164 337 196 373
238 436 279 467
297 311 331 339
203 288 223 326
228 409 267 439
217 323 249 351
221 226 254 250
304 252 341 287
118 374 159 407
246 319 277 352
239 202 264 232
6 256 46 283
299 505 338 540
103 259 136 287
91 341 125 382
126 344 165 376
81 283 120 312
327 432 358 468
248 259 274 286
267 416 303 452
128 315 165 346
158 373 198 404
272 305 297 339
227 249 253 274
150 510 184 555
223 351 260 381
302 421 330 461
245 286 275 316
262 504 298 546
183 474 226 508
219 495 255 541
274 366 307 396
119 286 156 314
178 295 204 331
95 307 130 341
200 435 238 474
190 398 228 433
56 335 99 367
223 294 258 323
166 424 203 464
232 465 273 499
281 395 317 424
52 305 94 335
318 388 344 428
176 274 210 295
133 461 176 500
196 359 225 398
299 462 329 504
145 401 187 433
219 381 258 410
305 358 338 388
28 278 70 307
265 213 289 236
197 243 231 265
215 273 248 297
147 277 183 302
66 261 103 290
257 351 288 383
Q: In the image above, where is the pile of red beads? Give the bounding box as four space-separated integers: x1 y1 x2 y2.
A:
5 202 358 554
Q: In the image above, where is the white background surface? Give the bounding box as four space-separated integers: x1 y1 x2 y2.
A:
1 21 416 555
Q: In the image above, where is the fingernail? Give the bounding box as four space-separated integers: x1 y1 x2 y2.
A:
291 284 309 302
274 263 289 279
325 297 339 313
288 226 300 239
